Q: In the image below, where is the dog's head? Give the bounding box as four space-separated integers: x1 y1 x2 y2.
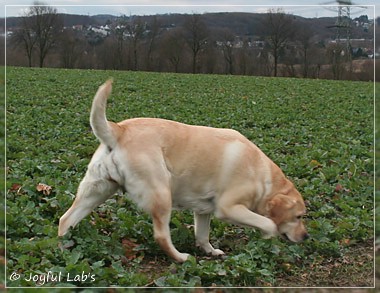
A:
267 189 309 242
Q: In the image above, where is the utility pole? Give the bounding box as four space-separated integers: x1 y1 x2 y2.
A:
335 1 352 56
325 0 354 78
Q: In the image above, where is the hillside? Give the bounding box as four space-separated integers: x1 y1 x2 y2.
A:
4 12 373 40
3 11 375 80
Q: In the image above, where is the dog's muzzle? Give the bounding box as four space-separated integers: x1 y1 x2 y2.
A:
281 233 310 242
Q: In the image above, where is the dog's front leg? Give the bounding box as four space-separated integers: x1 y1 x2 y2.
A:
150 191 190 263
194 213 224 256
215 203 278 239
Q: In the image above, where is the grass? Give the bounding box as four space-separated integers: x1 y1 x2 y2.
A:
1 67 5 287
5 66 374 287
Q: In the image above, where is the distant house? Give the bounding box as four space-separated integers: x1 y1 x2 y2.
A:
89 25 110 36
72 24 83 31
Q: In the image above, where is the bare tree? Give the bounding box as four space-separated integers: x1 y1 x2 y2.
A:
219 29 235 74
235 38 253 75
264 9 296 77
327 42 346 80
28 2 62 67
59 30 84 68
161 28 186 73
297 26 314 78
146 16 161 71
10 16 37 67
113 15 129 70
183 14 208 74
126 16 145 71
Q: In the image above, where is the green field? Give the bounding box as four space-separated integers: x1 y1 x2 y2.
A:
6 67 374 287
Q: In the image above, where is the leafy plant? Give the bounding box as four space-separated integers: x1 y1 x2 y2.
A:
6 67 374 287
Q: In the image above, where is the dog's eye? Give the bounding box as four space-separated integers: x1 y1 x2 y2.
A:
296 215 302 220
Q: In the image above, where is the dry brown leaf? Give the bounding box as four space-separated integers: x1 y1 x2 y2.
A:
10 183 22 193
36 183 52 195
122 238 139 260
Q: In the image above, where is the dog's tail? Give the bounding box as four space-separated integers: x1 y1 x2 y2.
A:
90 79 120 148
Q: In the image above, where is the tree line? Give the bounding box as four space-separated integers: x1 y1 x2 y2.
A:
6 4 375 81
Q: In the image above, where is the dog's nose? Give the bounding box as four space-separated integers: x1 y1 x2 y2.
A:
303 233 310 240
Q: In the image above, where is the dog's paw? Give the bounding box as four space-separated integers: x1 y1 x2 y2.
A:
197 242 225 256
211 248 225 256
261 220 278 239
175 253 191 263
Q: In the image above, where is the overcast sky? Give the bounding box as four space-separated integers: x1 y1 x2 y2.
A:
2 1 377 19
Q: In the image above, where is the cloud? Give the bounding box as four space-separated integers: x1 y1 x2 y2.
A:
3 0 376 18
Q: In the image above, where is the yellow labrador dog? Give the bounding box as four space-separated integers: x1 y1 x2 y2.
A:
58 80 309 262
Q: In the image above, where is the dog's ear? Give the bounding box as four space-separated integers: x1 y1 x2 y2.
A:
266 194 296 224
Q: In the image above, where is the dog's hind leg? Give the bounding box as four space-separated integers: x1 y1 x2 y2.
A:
150 189 190 263
194 213 224 256
58 176 119 236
